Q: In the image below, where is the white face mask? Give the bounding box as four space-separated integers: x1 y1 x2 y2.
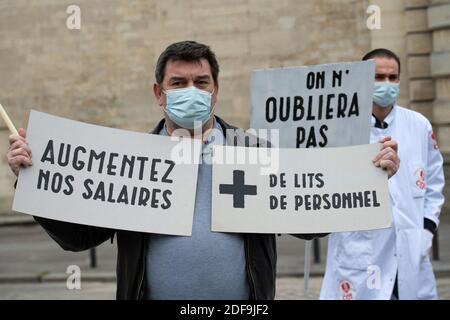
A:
373 82 400 108
163 86 215 129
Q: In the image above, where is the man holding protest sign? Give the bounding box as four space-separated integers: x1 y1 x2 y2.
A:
5 41 400 300
321 48 445 300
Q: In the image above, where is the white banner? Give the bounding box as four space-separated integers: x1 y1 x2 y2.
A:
250 60 375 148
212 144 391 234
13 111 201 236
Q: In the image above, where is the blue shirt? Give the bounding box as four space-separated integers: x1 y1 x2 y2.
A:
145 120 249 299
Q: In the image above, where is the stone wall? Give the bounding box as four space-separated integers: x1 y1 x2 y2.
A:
0 0 448 216
403 0 450 213
428 0 450 214
0 0 371 215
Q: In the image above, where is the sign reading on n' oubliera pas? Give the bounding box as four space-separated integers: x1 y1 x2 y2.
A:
13 111 201 236
212 145 391 234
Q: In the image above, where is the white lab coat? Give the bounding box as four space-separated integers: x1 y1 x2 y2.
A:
320 105 445 300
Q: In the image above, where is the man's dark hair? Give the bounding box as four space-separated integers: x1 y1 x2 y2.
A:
155 41 220 86
362 48 401 73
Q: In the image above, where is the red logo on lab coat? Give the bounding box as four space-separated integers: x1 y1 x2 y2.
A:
340 281 355 300
416 168 426 190
431 132 439 150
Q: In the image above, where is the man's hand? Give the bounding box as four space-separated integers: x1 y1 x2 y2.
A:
6 128 32 177
372 136 400 178
421 229 434 259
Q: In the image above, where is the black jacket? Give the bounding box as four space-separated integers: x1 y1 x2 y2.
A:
33 116 322 299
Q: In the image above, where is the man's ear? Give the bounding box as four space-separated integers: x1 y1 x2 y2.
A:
153 83 165 107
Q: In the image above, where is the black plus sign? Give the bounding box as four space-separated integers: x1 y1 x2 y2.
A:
219 170 257 208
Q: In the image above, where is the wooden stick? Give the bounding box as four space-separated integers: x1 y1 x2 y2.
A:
0 103 18 135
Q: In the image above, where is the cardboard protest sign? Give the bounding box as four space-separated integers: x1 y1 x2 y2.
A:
212 144 391 234
13 111 201 236
250 61 375 148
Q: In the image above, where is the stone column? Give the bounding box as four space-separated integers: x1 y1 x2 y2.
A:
428 0 450 153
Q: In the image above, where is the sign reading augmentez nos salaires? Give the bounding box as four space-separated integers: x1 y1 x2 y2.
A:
250 61 375 148
13 111 201 236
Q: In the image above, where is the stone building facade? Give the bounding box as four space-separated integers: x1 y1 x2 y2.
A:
0 0 448 215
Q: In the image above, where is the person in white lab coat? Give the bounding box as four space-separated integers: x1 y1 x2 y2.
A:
320 48 445 300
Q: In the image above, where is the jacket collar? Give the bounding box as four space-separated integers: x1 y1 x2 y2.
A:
371 105 397 129
151 115 238 137
150 116 267 149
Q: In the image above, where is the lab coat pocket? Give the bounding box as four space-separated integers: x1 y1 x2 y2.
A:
335 231 373 270
408 162 426 198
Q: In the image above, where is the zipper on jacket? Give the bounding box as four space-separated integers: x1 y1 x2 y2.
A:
245 236 257 299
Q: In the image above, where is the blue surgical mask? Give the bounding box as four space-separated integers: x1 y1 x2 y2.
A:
164 86 214 129
373 82 400 108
